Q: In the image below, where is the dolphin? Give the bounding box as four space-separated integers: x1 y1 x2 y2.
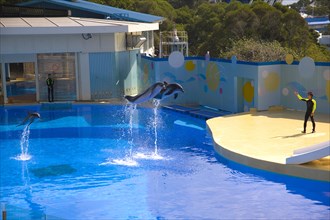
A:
124 82 166 104
155 82 184 100
17 112 41 127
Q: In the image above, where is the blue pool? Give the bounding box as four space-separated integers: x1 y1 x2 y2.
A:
0 104 329 219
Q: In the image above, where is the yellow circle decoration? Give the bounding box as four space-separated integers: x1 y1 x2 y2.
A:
326 80 330 102
206 62 220 91
185 60 195 71
285 54 294 65
243 81 254 103
143 64 149 84
264 72 280 92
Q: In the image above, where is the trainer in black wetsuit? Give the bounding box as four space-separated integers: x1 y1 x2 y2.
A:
294 91 316 133
46 74 54 102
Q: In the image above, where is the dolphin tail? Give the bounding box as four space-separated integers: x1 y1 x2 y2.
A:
17 115 30 127
124 95 133 102
27 118 35 127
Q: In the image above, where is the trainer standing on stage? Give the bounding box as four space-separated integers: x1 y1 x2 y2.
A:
46 73 54 102
294 91 316 133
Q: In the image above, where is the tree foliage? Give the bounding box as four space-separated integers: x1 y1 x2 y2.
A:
182 1 329 61
2 0 329 61
222 38 295 62
291 0 329 16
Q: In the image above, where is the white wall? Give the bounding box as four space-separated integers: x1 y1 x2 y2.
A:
115 33 127 52
257 65 281 110
0 33 117 54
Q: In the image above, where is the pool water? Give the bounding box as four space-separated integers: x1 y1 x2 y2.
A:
0 104 329 219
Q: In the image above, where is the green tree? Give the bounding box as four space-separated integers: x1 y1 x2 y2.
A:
251 1 282 42
133 0 176 30
223 5 260 39
168 0 207 9
290 0 329 16
186 2 225 55
174 6 194 26
222 38 297 62
280 10 311 53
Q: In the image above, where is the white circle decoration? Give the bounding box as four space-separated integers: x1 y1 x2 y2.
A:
262 71 268 79
282 88 289 96
168 51 185 68
231 55 237 64
298 57 315 79
323 69 330 80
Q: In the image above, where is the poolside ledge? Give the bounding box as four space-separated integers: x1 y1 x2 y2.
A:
207 110 330 182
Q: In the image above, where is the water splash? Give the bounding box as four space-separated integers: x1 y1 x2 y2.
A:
126 103 137 158
152 99 160 156
99 157 139 167
14 125 32 161
100 103 139 166
133 152 165 160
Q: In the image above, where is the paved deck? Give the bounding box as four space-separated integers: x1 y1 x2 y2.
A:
207 109 330 181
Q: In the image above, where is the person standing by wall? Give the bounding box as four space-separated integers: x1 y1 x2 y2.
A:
294 91 316 133
46 73 54 102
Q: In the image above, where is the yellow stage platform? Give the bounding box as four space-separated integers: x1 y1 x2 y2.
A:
207 109 330 181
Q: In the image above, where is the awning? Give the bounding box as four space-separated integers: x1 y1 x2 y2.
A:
0 17 159 35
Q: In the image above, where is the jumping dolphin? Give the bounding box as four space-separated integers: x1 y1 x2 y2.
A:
124 82 166 104
155 82 184 100
17 112 40 127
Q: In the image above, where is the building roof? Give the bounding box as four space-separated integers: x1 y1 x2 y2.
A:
19 0 164 23
0 17 159 35
305 16 329 23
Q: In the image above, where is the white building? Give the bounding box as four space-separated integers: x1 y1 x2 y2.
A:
0 2 161 104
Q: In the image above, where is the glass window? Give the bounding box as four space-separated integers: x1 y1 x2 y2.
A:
37 53 76 101
6 62 36 103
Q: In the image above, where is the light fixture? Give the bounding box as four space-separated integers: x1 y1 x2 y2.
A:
82 33 92 40
126 33 146 49
134 37 146 48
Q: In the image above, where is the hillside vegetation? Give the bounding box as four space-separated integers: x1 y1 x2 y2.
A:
3 0 329 61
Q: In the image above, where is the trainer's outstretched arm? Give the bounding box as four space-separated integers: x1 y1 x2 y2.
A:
294 91 307 101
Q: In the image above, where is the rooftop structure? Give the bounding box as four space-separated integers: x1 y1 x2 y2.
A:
305 16 330 32
159 30 189 58
19 0 164 23
0 17 158 35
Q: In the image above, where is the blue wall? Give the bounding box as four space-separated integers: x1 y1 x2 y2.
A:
137 56 330 114
89 50 141 100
